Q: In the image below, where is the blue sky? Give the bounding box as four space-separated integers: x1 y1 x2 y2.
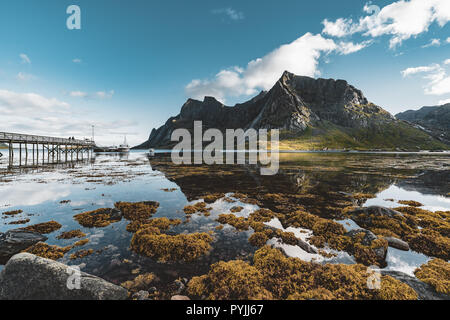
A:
0 0 449 146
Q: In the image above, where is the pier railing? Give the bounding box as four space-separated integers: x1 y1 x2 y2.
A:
0 132 94 146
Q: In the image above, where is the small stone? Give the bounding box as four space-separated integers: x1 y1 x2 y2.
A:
132 290 150 300
384 236 410 251
171 295 190 300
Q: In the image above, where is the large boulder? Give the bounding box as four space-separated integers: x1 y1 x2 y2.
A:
0 229 47 264
0 253 128 300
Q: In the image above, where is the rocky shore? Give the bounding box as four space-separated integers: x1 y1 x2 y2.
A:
0 253 127 300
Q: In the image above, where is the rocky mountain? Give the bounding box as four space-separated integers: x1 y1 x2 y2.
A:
135 71 448 151
396 104 450 145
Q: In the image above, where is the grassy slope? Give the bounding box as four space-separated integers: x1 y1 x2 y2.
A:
277 121 449 151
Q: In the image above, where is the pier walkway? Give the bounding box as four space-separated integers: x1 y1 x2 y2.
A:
0 132 94 168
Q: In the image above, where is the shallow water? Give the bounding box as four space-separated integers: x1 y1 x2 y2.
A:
0 150 449 292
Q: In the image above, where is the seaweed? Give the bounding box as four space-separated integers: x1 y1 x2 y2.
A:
8 218 30 225
126 217 182 233
121 273 156 293
217 214 249 231
2 209 23 216
115 201 159 221
57 229 86 240
74 208 121 228
248 232 270 247
131 227 213 262
22 220 62 234
70 249 94 260
74 239 89 247
414 259 450 295
230 206 244 213
187 246 417 300
24 242 72 260
183 202 211 215
398 200 423 207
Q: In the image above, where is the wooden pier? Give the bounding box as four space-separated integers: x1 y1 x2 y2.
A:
0 132 94 168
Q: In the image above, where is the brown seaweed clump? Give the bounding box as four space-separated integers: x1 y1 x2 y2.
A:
131 227 213 262
217 214 249 231
24 242 72 260
74 208 121 228
2 210 23 216
414 259 450 295
8 219 30 225
183 202 211 215
230 206 244 213
126 217 182 233
57 229 86 240
248 232 270 247
202 193 225 204
398 200 423 207
406 231 450 260
70 249 94 260
187 260 273 300
187 246 417 300
121 273 156 293
22 221 62 234
352 193 376 200
115 201 159 221
74 239 89 247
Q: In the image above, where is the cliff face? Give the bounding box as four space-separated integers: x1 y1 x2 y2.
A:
396 104 450 145
135 71 446 150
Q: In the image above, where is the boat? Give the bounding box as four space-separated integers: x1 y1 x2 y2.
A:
117 136 130 153
148 148 155 157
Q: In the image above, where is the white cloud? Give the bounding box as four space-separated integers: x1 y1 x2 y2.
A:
438 98 450 105
322 0 450 48
444 59 450 65
422 38 441 48
401 64 441 77
186 33 366 102
322 18 355 37
447 37 450 43
68 90 114 100
16 72 36 81
0 90 69 115
19 53 31 64
72 58 82 63
336 40 373 55
212 8 244 21
0 88 138 145
401 60 450 95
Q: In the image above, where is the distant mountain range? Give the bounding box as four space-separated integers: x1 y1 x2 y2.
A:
135 71 449 151
396 104 450 145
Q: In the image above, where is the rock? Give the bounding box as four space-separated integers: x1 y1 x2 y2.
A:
174 279 185 294
348 206 403 219
0 229 47 264
346 228 387 267
0 253 128 300
171 295 190 300
132 290 150 300
384 236 410 251
296 238 318 254
346 229 378 246
381 270 450 301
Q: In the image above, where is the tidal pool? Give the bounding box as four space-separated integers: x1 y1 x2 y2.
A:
0 151 449 298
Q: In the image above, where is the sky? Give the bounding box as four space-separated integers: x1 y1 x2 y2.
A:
0 0 449 146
